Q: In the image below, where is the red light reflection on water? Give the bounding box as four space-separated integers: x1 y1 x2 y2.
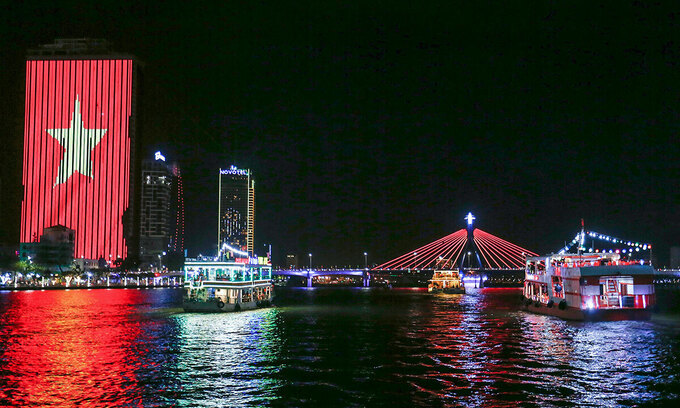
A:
0 290 146 406
401 288 577 406
402 287 667 406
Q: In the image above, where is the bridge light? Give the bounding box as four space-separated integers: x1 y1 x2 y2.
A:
465 212 476 226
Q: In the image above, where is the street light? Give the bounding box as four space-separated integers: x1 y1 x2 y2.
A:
309 253 312 270
364 252 368 270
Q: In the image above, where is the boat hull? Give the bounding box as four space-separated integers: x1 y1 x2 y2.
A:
429 287 465 294
521 301 651 321
183 298 272 313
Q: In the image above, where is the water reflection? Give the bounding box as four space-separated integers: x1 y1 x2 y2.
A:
391 288 680 407
0 289 179 407
172 309 284 406
1 287 679 407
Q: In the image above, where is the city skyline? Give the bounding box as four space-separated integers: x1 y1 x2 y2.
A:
1 2 679 266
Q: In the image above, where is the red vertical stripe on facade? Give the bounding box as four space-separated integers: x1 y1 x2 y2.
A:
21 59 133 263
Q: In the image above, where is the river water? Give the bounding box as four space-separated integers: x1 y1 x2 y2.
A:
1 287 679 407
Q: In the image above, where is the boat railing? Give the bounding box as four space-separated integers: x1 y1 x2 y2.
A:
548 260 649 268
185 272 272 284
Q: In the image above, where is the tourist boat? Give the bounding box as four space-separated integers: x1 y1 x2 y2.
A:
522 253 656 320
183 256 273 312
428 270 465 294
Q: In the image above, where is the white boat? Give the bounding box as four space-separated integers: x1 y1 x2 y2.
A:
522 253 655 321
183 258 273 312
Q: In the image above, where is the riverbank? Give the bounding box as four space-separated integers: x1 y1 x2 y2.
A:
0 283 183 291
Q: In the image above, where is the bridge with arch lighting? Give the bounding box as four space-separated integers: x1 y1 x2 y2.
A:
372 213 538 272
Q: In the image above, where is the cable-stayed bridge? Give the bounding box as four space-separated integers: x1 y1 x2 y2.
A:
373 213 538 272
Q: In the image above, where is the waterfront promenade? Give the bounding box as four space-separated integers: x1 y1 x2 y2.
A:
1 273 183 291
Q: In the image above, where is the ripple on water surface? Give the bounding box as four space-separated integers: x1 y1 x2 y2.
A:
1 287 679 407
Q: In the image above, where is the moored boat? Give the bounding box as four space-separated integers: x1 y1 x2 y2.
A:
522 253 655 321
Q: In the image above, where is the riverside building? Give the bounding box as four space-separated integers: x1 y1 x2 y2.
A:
19 225 75 272
20 38 142 265
139 151 184 268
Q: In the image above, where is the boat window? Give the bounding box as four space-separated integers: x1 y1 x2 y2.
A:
537 261 546 274
527 262 536 274
621 283 630 296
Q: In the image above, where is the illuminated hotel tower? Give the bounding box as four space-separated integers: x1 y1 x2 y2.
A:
218 166 255 256
138 151 185 267
139 151 171 266
20 39 141 264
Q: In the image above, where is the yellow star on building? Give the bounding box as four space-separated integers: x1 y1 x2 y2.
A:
47 97 107 187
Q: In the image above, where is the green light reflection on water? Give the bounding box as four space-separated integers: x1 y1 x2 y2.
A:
171 308 284 406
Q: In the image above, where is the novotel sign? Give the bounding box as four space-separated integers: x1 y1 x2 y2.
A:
220 165 249 176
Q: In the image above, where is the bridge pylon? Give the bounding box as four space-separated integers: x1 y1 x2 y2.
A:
372 212 538 271
459 212 484 272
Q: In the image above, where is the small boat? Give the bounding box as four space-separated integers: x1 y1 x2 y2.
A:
428 270 465 294
183 257 273 312
522 252 655 321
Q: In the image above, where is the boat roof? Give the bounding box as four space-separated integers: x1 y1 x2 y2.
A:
579 264 655 276
526 253 620 262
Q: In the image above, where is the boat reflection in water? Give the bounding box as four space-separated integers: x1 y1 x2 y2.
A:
1 287 678 406
171 308 284 406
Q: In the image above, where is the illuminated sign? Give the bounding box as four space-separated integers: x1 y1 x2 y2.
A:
258 256 270 265
220 165 248 176
154 151 165 161
20 59 134 261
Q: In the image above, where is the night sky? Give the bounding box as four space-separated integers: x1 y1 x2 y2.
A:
1 2 679 266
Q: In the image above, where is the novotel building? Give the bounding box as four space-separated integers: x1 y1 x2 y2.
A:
218 166 255 256
20 39 142 264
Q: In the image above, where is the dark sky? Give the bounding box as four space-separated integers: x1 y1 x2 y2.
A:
1 1 679 266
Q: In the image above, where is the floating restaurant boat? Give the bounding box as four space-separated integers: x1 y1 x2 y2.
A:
522 253 656 321
183 256 273 313
428 270 465 294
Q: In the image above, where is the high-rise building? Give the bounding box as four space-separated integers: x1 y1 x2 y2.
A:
170 162 185 254
139 151 172 266
218 165 255 256
20 39 141 265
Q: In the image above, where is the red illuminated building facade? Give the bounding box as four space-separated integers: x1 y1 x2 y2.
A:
20 39 141 265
